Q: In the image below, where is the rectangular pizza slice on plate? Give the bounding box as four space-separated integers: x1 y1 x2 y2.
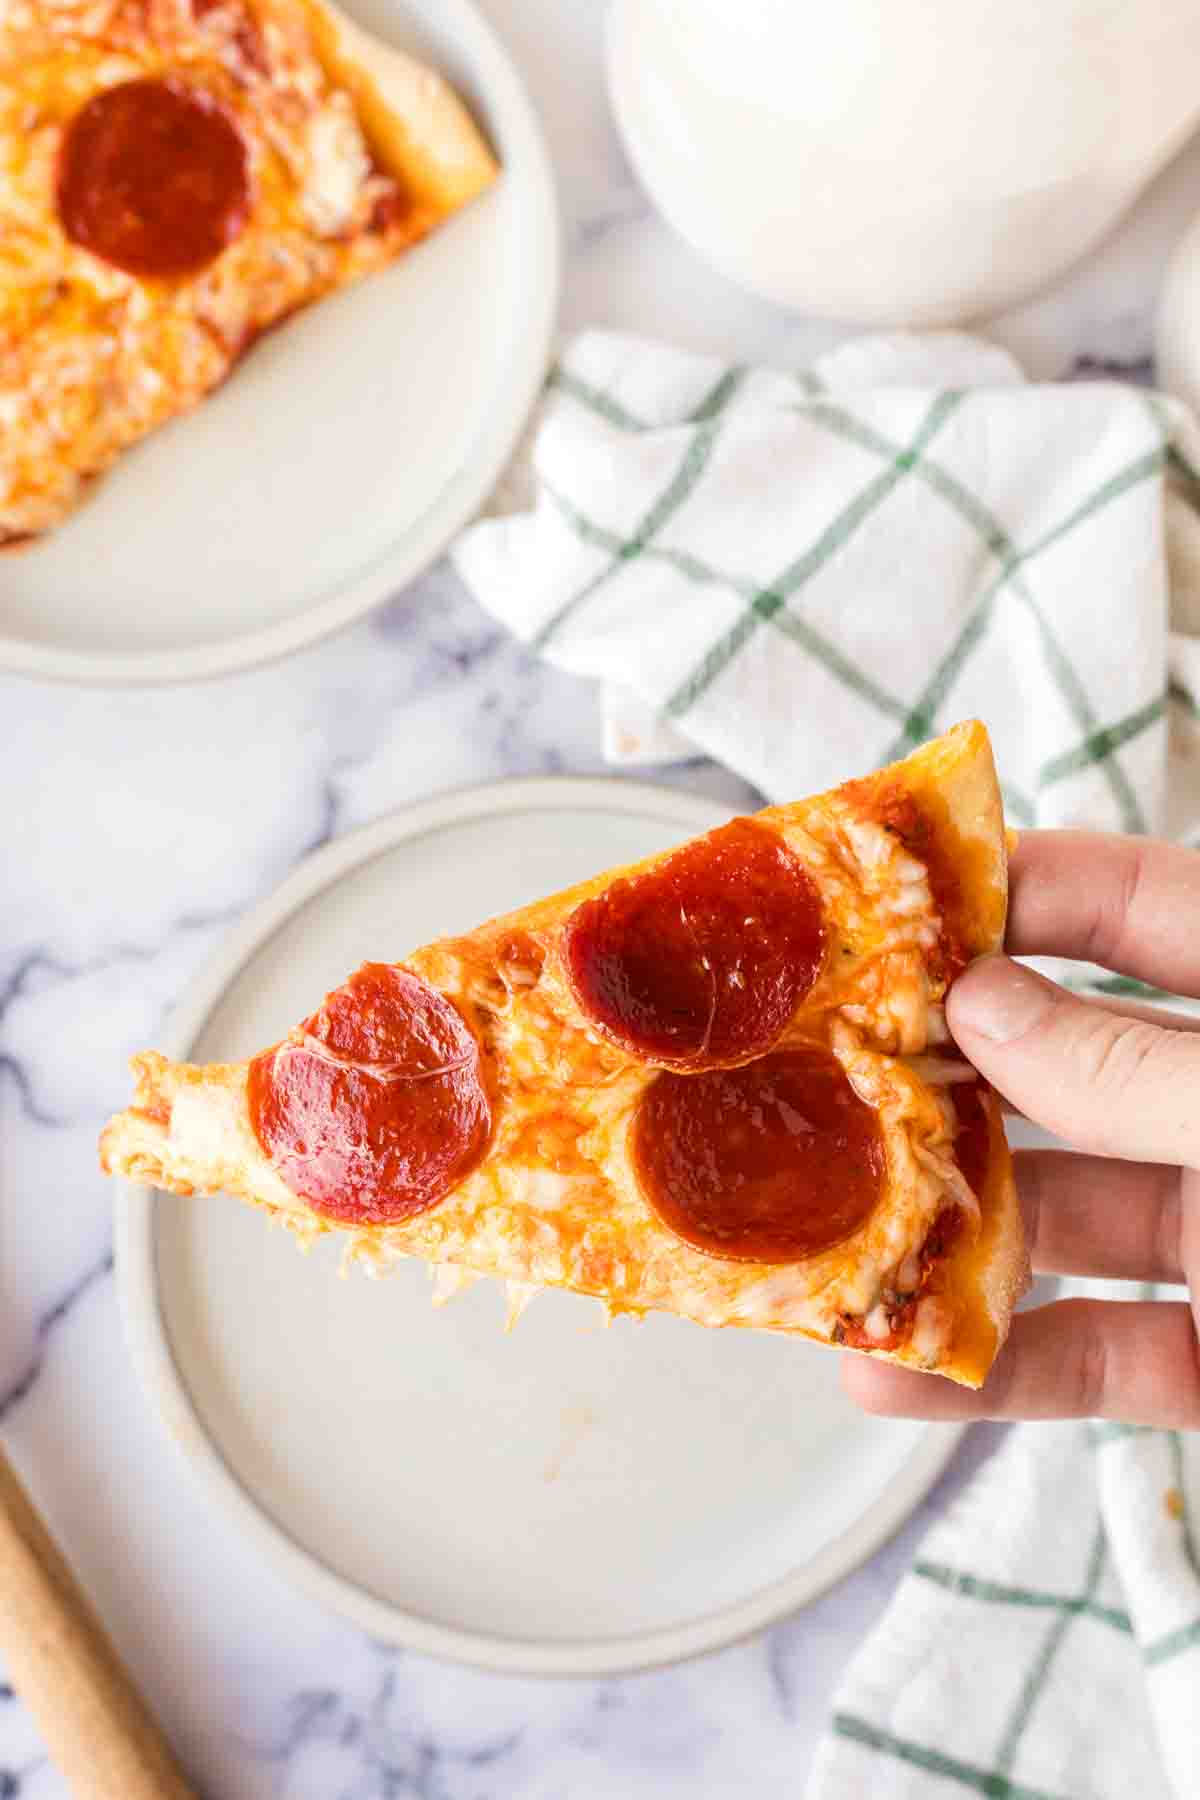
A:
0 0 496 543
101 721 1028 1389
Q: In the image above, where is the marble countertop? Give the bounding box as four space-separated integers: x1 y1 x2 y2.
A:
4 3 1200 1794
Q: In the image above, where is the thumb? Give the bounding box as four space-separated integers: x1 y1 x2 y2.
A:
946 955 1200 1166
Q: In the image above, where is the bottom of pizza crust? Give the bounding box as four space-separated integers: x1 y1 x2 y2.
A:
101 722 1028 1388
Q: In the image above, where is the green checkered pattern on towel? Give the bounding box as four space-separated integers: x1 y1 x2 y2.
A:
455 331 1188 833
811 1414 1200 1800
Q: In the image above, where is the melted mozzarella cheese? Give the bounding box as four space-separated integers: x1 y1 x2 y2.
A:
502 1282 539 1330
169 1083 303 1217
912 1296 955 1365
839 950 930 1054
429 1264 479 1306
302 96 370 234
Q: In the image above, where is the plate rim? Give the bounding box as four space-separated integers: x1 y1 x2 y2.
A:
115 775 965 1676
0 0 559 688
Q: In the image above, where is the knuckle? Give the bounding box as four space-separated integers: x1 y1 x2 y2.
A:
1067 1015 1200 1164
1152 1174 1184 1281
1073 1313 1111 1419
1040 998 1200 1164
1187 1327 1200 1431
1071 1011 1160 1099
1080 839 1148 971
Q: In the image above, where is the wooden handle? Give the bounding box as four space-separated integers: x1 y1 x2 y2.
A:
0 1444 194 1799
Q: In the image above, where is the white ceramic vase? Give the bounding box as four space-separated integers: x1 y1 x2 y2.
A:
608 0 1200 325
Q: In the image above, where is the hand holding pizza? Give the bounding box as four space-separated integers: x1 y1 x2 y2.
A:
844 830 1200 1429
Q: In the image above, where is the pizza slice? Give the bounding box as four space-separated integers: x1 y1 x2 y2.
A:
0 0 496 542
101 721 1027 1388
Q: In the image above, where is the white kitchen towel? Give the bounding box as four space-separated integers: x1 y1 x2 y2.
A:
454 328 1200 840
454 331 1200 1797
807 1387 1200 1800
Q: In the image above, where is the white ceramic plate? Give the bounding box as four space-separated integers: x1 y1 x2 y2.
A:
116 780 965 1675
0 0 557 686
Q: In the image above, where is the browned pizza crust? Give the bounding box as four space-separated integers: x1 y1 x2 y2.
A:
838 1086 1026 1389
299 0 497 211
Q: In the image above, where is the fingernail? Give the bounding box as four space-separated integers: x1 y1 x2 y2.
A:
949 956 1053 1045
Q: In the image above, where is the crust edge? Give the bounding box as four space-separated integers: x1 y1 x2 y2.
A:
299 0 498 212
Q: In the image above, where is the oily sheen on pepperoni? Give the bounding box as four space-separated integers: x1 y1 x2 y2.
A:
247 964 490 1226
57 78 250 279
632 1045 884 1263
563 819 825 1068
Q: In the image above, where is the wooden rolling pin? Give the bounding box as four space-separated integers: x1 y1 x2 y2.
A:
0 1444 194 1798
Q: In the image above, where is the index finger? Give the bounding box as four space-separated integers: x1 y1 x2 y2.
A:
842 1299 1200 1428
1006 831 1200 996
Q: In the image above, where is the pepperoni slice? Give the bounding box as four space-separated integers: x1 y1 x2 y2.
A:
562 819 825 1068
632 1045 884 1262
57 79 250 279
247 964 490 1226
